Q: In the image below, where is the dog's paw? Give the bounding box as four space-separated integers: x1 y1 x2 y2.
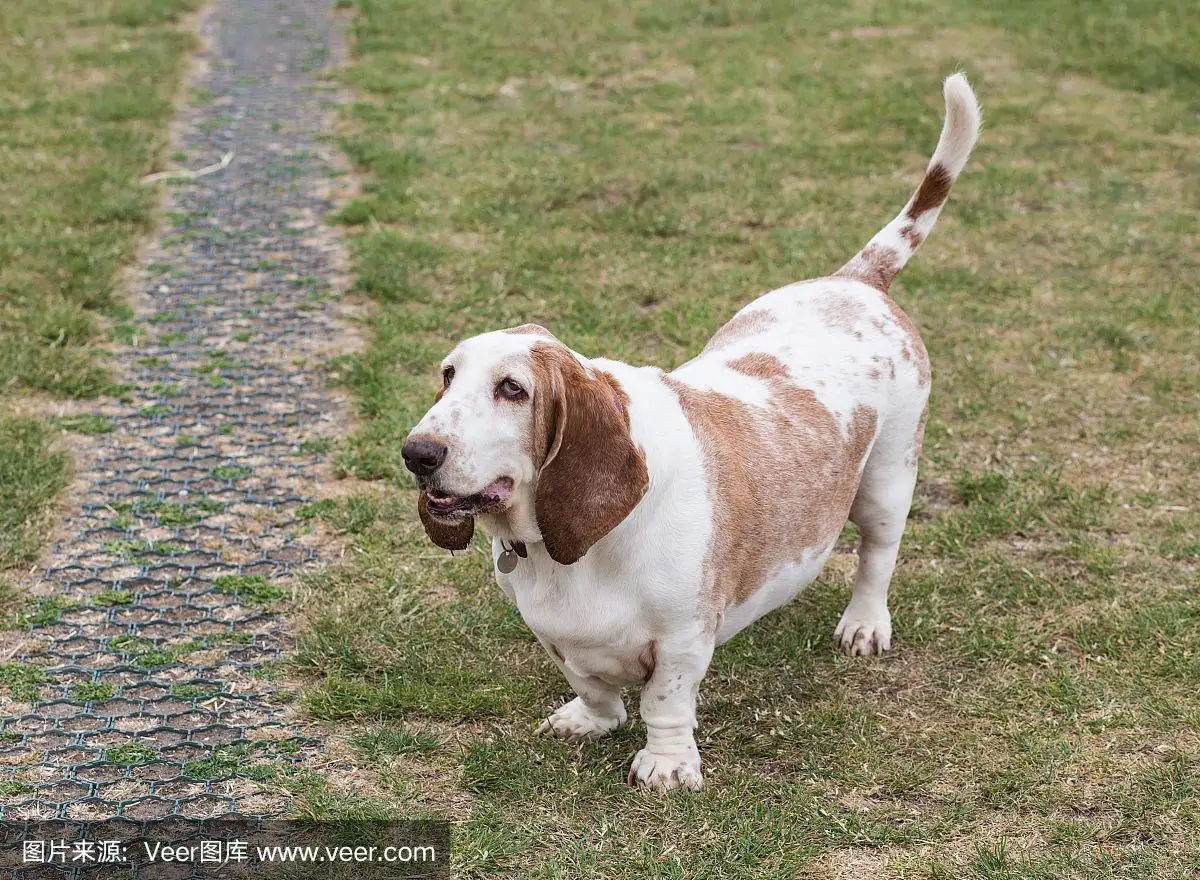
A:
627 747 704 792
834 602 893 656
536 697 625 742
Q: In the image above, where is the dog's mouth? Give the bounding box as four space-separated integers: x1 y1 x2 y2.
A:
423 476 514 519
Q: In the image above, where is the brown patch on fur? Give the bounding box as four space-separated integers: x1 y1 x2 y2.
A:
728 352 789 379
819 296 869 337
881 296 931 387
899 221 924 249
506 323 556 338
418 491 474 551
664 371 878 626
530 343 649 565
835 243 900 293
703 309 777 353
907 162 953 219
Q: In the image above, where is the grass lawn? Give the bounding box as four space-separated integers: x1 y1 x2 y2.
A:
0 0 199 573
291 0 1200 875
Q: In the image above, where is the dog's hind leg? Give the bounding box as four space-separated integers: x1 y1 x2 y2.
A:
835 405 927 655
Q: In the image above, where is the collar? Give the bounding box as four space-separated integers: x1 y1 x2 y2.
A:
497 539 528 573
501 540 528 558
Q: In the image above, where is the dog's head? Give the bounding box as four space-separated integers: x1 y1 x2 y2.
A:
403 325 649 565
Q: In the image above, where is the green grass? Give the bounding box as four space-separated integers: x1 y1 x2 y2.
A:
0 662 48 702
70 681 117 703
0 419 71 568
298 436 335 455
0 0 200 572
109 493 224 525
211 463 252 481
0 0 199 393
0 580 23 628
291 0 1200 875
17 595 76 627
213 574 288 604
107 631 252 670
94 590 134 606
182 743 280 782
169 681 223 700
101 538 185 559
0 780 34 798
105 741 158 765
349 723 442 758
54 413 115 435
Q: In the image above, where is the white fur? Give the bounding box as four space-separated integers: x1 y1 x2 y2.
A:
406 75 981 791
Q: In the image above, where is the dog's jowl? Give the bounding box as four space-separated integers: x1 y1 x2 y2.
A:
403 74 982 792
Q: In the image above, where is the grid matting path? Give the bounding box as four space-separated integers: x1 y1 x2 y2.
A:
2 0 350 820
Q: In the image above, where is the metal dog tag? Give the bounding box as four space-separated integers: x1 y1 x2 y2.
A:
496 549 519 574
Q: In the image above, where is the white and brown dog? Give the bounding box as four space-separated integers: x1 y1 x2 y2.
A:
403 74 981 791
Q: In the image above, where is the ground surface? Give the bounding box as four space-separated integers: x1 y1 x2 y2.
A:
1 0 356 819
1 0 201 579
292 0 1199 877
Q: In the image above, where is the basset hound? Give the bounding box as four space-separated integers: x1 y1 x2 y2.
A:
403 74 981 791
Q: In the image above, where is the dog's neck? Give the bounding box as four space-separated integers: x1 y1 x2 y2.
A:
478 489 542 546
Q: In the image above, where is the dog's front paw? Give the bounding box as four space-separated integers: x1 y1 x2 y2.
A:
627 747 704 792
834 602 893 656
536 697 625 742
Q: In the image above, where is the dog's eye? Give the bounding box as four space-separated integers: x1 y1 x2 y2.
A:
496 378 527 401
442 366 455 387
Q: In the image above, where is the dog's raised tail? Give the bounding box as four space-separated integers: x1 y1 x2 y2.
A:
836 73 981 293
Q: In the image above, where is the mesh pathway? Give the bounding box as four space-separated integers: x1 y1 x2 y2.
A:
2 0 350 820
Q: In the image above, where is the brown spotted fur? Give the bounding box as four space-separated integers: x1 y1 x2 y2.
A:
506 323 556 337
726 352 789 379
818 297 868 339
665 364 878 626
836 243 901 293
703 309 777 354
881 296 931 387
906 162 953 219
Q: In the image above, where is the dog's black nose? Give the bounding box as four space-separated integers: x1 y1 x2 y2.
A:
402 437 448 477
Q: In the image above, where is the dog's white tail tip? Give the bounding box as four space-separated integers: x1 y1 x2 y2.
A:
934 73 982 179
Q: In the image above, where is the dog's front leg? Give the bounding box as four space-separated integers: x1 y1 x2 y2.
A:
628 636 714 792
535 639 627 742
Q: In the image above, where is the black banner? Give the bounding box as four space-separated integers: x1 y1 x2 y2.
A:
1 821 450 879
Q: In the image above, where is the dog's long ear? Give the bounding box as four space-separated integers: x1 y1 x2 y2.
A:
418 491 474 551
531 344 649 565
